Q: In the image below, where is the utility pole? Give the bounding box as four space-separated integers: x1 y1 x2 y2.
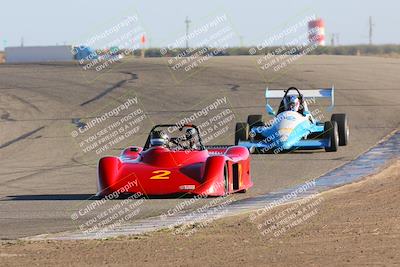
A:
369 16 374 45
185 16 191 49
239 36 244 47
330 33 340 46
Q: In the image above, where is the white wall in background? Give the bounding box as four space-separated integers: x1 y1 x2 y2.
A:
5 46 73 63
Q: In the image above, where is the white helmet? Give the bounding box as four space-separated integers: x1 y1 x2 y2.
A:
286 95 300 112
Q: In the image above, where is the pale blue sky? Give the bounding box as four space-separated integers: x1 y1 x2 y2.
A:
1 0 398 49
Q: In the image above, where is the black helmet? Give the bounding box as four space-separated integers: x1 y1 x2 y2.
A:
185 128 196 140
150 130 169 146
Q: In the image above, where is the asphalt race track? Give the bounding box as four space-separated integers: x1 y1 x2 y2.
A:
0 55 399 239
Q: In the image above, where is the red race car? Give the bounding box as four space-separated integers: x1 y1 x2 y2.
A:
97 124 253 197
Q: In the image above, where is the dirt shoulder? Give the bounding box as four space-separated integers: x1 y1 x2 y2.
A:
1 160 399 267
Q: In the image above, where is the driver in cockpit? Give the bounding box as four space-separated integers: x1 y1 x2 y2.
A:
283 95 314 123
150 130 170 147
185 128 198 150
284 95 310 116
150 128 199 150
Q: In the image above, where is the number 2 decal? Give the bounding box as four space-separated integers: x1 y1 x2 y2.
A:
150 170 171 180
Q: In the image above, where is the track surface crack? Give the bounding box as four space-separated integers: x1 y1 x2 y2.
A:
0 126 45 149
80 72 138 106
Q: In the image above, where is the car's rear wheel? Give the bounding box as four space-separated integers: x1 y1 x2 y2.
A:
247 114 263 127
235 122 249 145
331 113 349 146
324 121 339 152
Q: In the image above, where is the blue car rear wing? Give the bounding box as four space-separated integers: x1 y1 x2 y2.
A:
265 86 335 115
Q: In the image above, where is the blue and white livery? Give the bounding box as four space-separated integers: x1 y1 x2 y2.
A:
235 87 349 153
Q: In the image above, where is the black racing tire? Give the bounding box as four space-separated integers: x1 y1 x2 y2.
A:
324 121 339 152
331 113 349 146
247 114 263 127
235 122 249 145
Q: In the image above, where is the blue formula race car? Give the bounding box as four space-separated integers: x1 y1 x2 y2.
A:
235 87 349 153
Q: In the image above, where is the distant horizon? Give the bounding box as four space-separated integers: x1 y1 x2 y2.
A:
2 43 400 52
1 0 399 49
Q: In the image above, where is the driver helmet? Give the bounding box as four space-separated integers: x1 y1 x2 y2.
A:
286 95 300 112
150 130 169 147
185 128 198 148
185 128 196 140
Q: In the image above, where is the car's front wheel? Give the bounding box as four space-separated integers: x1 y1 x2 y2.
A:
235 122 249 145
331 113 349 146
324 121 339 152
247 114 263 127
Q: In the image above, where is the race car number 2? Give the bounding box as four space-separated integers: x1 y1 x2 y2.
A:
150 170 171 180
